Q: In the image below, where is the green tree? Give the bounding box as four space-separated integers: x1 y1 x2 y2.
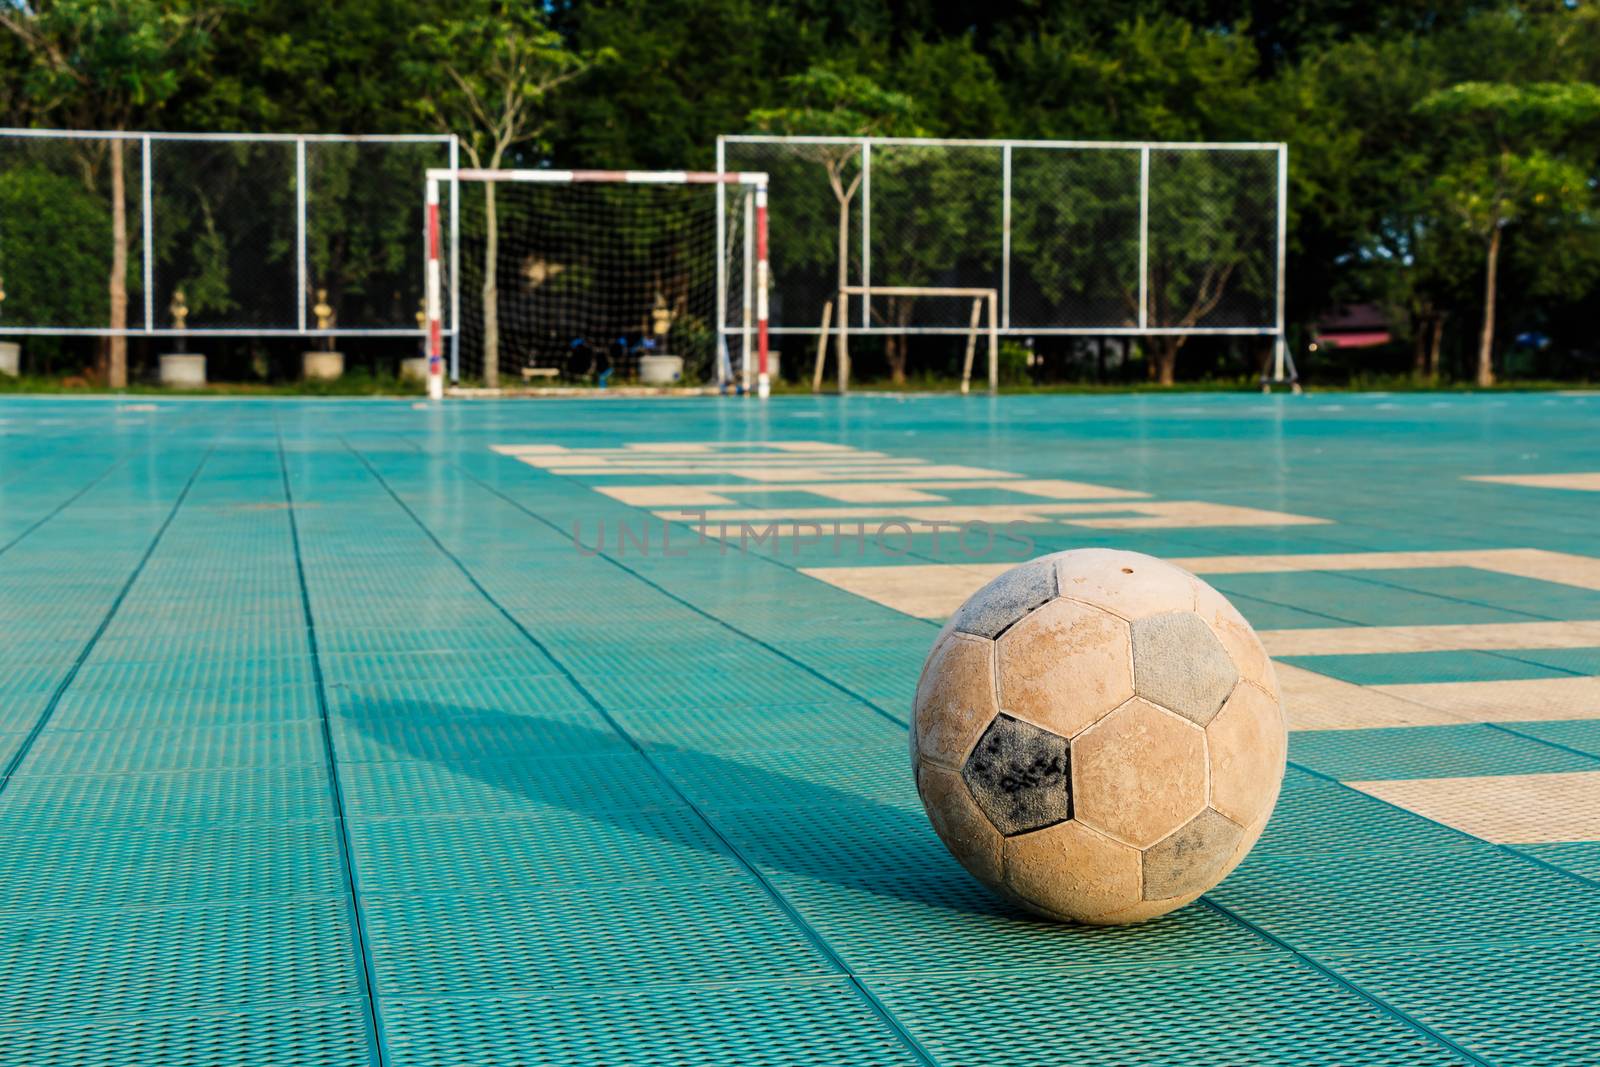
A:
1417 82 1600 385
1 0 218 386
408 2 607 386
0 165 108 342
172 0 434 134
1002 15 1277 383
748 64 918 388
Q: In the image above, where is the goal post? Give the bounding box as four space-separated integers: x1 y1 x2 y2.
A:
424 167 770 399
813 286 999 395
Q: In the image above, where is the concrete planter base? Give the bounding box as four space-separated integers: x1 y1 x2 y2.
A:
159 354 206 388
399 357 428 384
302 351 344 381
638 354 684 385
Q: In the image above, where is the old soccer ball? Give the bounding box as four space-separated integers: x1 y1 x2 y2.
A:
911 548 1286 924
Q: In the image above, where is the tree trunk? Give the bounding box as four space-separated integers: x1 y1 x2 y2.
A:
885 296 910 384
108 140 128 388
1153 337 1181 386
1477 227 1500 388
1412 308 1430 378
482 181 500 387
886 335 904 383
1428 314 1445 379
836 197 850 390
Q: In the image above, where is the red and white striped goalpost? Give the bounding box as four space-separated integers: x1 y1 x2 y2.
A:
424 179 445 399
424 168 771 399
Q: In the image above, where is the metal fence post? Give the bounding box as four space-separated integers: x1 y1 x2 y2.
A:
296 138 307 333
1138 146 1150 332
860 138 871 328
715 135 727 386
1001 143 1012 331
1274 143 1289 381
742 185 754 393
142 135 154 332
448 136 460 382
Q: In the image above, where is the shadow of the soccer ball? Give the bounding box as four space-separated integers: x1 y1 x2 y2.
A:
341 697 1014 919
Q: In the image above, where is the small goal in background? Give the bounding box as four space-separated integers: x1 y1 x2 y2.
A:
426 168 770 398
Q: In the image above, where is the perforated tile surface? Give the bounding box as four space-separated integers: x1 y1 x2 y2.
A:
1 392 1596 1066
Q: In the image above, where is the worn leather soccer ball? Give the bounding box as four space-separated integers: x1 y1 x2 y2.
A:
911 548 1286 924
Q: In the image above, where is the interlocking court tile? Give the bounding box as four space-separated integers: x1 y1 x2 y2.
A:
1346 771 1600 843
1274 663 1470 731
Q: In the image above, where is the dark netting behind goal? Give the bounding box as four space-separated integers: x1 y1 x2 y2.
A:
454 180 747 385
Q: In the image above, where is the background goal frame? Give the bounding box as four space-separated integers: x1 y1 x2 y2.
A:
815 285 999 395
0 127 456 339
718 135 1288 379
425 168 770 400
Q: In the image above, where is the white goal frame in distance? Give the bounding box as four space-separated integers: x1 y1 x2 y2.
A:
424 168 771 401
0 127 457 339
718 135 1294 388
815 286 999 395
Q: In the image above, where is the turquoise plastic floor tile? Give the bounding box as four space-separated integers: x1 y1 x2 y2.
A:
0 767 333 829
1279 648 1597 685
1323 941 1600 1066
338 750 681 819
331 703 625 764
1208 845 1600 952
46 683 321 730
0 1001 374 1067
610 700 903 753
0 898 362 1024
1252 769 1479 859
1289 724 1600 780
1514 841 1600 880
655 743 921 812
870 955 1468 1066
345 808 749 897
1208 570 1533 627
0 821 347 911
1500 718 1600 758
363 880 833 995
378 979 922 1067
16 721 327 775
1358 566 1600 621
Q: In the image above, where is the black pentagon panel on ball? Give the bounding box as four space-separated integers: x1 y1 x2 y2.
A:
951 557 1059 640
960 713 1072 835
1142 807 1244 900
1131 611 1239 725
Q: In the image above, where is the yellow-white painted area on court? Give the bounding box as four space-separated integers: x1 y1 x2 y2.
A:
1347 771 1600 843
1466 472 1600 491
800 551 1600 731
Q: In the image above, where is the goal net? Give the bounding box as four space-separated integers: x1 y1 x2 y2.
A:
429 169 769 396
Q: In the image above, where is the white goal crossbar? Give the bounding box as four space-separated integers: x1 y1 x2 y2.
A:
424 168 770 399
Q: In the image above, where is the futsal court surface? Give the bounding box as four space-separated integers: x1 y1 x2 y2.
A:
1 391 1597 1066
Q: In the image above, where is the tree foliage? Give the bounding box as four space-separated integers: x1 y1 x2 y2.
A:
1 0 1598 383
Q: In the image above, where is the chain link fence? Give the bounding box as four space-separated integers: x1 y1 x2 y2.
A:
718 136 1284 344
0 129 455 339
